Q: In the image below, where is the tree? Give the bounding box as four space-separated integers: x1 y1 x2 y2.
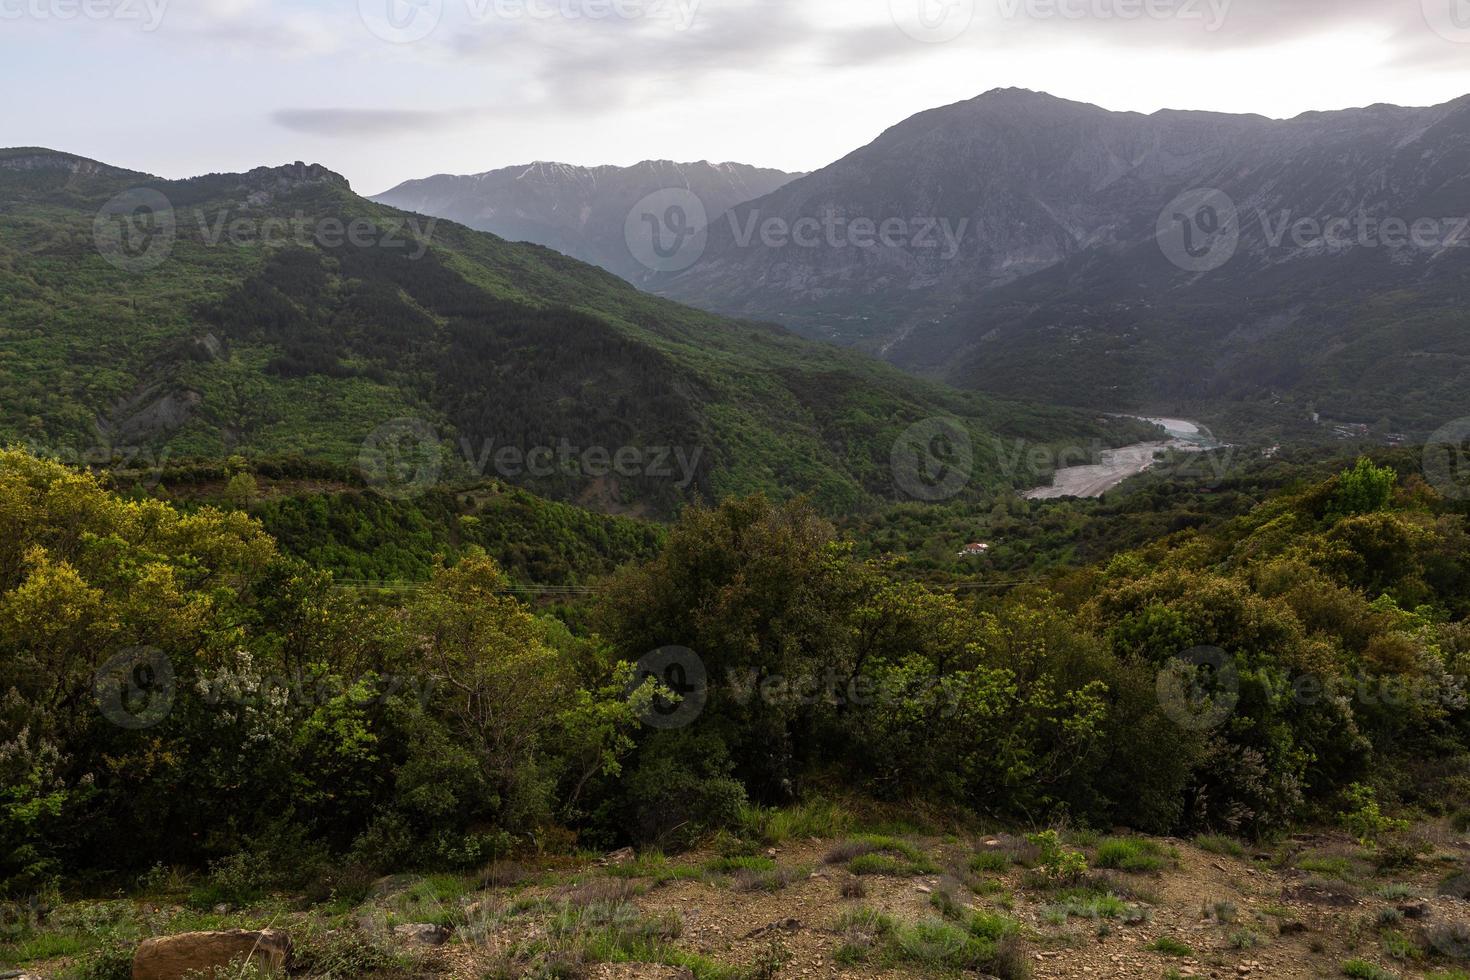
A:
1328 457 1396 520
224 471 259 509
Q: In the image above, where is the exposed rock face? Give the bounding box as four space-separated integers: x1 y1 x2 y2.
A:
654 89 1470 432
373 160 798 284
132 928 291 980
235 161 350 203
664 89 1470 332
0 148 132 178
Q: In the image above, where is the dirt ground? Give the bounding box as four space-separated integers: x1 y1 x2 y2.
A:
434 823 1470 979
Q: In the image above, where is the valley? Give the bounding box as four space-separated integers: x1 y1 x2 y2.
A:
7 11 1470 978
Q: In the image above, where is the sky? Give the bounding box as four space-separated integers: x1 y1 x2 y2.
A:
5 0 1470 194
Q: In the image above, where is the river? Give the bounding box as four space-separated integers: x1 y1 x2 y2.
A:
1022 416 1218 500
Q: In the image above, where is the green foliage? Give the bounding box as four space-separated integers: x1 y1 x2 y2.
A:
1146 936 1193 957
3 423 1470 898
1341 960 1398 980
1095 837 1170 873
1194 835 1246 858
970 851 1012 874
0 154 1144 519
1330 458 1398 521
1028 831 1088 881
1339 784 1409 848
68 943 135 980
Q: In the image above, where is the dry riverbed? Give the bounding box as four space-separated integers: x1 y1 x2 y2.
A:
1025 417 1218 500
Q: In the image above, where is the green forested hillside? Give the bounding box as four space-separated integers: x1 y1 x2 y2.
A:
0 148 1146 515
4 446 1468 902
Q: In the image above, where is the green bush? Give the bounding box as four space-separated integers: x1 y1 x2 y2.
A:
1095 837 1169 873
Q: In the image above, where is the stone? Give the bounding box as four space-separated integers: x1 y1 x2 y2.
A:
132 929 290 980
393 922 451 946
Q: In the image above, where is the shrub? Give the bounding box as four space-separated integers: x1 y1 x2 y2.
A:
1028 831 1087 882
970 851 1012 874
1341 960 1398 980
893 918 998 972
1340 784 1409 848
71 942 135 980
622 731 747 849
1095 838 1169 873
1194 834 1246 858
1147 936 1193 957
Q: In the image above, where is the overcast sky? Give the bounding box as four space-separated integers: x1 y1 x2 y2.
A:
6 0 1470 194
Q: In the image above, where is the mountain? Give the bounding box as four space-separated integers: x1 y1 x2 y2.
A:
657 89 1470 438
0 146 1145 516
372 160 799 286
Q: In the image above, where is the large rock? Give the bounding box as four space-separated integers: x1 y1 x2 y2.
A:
132 928 290 980
392 922 451 946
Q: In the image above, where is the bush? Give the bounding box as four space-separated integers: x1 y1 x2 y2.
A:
621 731 747 849
71 942 135 980
1194 834 1246 858
1095 838 1169 873
1147 936 1193 957
1029 831 1087 881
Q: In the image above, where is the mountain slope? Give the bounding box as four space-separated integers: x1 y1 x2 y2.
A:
0 147 1144 515
372 159 799 286
656 90 1470 437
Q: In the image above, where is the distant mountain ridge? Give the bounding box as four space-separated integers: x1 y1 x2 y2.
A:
652 88 1470 437
0 146 1140 516
372 159 799 285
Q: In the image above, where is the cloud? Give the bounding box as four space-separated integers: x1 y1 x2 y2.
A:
443 0 823 109
271 108 492 136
